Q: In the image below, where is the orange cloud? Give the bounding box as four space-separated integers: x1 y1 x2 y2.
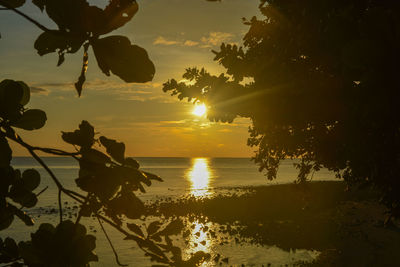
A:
153 36 179 45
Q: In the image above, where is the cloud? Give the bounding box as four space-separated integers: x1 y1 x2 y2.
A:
153 32 235 48
31 82 74 92
33 79 173 103
183 40 199 47
153 36 179 46
30 86 50 95
218 128 232 133
33 82 73 87
200 32 235 47
160 120 186 125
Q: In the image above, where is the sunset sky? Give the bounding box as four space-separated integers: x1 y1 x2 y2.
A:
0 0 260 157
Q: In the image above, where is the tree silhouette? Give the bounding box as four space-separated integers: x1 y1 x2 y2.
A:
0 0 210 266
163 0 400 215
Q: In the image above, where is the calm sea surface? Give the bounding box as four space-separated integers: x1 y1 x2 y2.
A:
3 157 335 266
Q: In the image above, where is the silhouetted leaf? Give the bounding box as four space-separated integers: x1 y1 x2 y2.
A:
157 219 184 236
12 109 47 131
99 136 125 163
184 251 211 266
75 168 120 201
0 207 14 231
127 223 144 237
99 0 139 35
12 206 34 226
120 167 151 187
143 171 163 182
124 157 140 169
106 191 145 219
9 186 38 208
62 120 95 148
20 221 98 266
0 79 24 121
0 166 15 197
34 31 84 56
0 136 12 168
142 240 167 260
75 42 89 96
3 237 19 259
17 81 30 106
43 0 88 32
81 149 111 165
21 169 40 191
32 0 45 11
57 52 65 66
147 221 162 236
92 35 155 83
0 0 25 8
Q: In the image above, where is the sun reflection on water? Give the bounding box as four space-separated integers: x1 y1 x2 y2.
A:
184 158 215 265
186 158 213 197
185 220 214 267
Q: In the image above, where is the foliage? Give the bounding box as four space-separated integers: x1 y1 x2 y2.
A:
163 0 400 214
0 0 211 266
0 0 155 96
18 221 97 266
0 79 211 266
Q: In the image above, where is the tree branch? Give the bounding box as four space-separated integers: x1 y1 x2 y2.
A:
2 127 172 265
0 0 51 32
58 189 63 222
30 146 80 159
75 193 90 224
97 217 128 267
4 128 85 202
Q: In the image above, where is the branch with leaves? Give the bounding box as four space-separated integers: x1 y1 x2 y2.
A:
0 0 214 265
0 79 211 266
0 0 155 96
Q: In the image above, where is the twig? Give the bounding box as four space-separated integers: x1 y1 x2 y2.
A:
0 0 50 32
64 189 86 200
30 146 80 159
75 194 90 224
93 213 171 265
3 127 171 265
97 217 128 267
36 186 48 197
5 129 85 203
2 260 22 267
94 213 132 238
19 186 49 210
58 189 63 223
7 131 63 189
64 191 84 204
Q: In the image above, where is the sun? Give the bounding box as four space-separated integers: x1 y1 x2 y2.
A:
192 104 207 117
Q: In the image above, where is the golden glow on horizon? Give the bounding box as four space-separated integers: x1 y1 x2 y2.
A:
186 158 213 197
192 104 207 117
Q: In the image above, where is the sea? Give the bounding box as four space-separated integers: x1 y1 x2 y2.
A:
2 157 336 266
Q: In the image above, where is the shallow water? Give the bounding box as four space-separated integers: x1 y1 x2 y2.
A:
2 157 335 266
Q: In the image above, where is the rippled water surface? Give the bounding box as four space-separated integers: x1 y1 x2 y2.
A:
3 157 335 266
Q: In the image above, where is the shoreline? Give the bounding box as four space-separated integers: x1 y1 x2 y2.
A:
4 181 400 266
148 181 400 266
